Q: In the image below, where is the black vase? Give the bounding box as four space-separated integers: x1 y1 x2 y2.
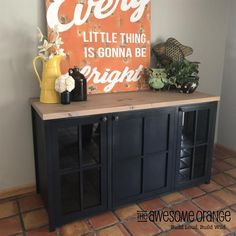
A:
61 91 70 105
69 67 87 102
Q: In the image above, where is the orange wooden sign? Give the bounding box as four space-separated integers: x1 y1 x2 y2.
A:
45 0 151 94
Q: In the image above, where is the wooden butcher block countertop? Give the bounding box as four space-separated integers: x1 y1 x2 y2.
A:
31 91 220 121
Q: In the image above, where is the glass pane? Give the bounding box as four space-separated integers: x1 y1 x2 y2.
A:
81 123 100 166
193 146 207 178
181 111 196 147
196 110 209 144
61 173 80 214
58 126 79 170
83 168 101 209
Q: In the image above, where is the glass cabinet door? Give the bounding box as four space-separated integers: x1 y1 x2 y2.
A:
177 106 212 184
55 118 107 216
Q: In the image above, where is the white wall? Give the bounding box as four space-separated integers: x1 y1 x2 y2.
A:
152 0 230 96
0 0 230 191
152 0 230 143
218 1 236 151
0 1 45 190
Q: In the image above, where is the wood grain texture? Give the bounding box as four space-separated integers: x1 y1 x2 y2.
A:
31 91 220 120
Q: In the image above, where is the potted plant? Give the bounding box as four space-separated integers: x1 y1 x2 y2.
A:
165 60 199 93
55 73 75 105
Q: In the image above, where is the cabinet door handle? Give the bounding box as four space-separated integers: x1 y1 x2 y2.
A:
102 116 108 122
113 116 119 121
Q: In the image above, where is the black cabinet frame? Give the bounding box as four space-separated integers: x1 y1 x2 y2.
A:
31 101 217 231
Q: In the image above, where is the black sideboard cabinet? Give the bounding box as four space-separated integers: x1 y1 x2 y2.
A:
31 101 217 231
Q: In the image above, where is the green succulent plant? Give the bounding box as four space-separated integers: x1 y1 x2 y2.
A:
165 60 199 87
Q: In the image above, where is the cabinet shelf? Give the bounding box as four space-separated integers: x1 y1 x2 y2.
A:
177 168 191 182
181 135 193 148
60 164 102 176
59 151 99 173
180 142 208 150
180 149 192 158
179 157 191 169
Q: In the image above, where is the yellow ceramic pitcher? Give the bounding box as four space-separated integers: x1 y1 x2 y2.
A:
33 55 63 103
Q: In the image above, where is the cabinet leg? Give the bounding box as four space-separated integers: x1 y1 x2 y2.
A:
49 224 56 232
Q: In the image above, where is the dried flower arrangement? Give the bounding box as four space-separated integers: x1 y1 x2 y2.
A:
37 25 65 60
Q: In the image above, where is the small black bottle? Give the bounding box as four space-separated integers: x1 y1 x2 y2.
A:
69 67 87 101
61 91 70 105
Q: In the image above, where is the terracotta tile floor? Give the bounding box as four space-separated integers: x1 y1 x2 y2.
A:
1 147 236 236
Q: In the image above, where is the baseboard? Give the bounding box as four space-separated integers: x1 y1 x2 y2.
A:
215 143 236 156
0 183 36 200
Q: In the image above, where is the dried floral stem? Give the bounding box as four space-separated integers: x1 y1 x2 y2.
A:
37 25 66 60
